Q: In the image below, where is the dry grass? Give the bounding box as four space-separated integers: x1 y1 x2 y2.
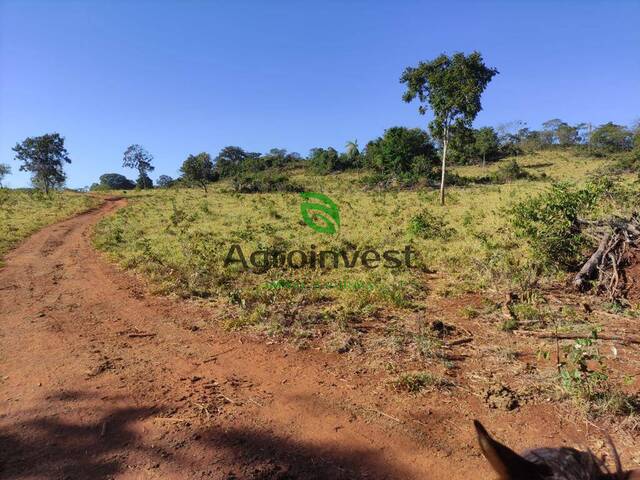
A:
0 189 99 264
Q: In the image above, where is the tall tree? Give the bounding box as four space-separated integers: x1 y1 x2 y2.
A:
556 123 579 146
12 133 71 193
0 163 10 187
345 140 359 159
156 175 174 188
342 140 360 168
122 144 155 189
401 52 498 204
474 127 500 167
589 123 633 153
214 146 259 178
180 152 217 192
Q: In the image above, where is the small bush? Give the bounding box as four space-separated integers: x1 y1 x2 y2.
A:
491 160 536 183
232 173 302 193
510 181 606 269
408 208 456 240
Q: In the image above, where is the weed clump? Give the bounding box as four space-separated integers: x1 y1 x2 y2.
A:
558 332 640 418
408 208 456 240
491 160 537 183
393 371 451 393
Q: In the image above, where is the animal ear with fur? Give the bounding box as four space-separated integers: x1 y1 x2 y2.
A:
474 420 551 479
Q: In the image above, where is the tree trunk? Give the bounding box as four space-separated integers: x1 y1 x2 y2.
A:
482 152 486 168
573 233 611 290
439 134 448 206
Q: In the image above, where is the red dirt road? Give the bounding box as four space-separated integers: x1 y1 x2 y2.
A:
0 198 613 479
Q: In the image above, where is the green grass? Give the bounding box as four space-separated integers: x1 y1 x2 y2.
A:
0 189 100 263
92 151 620 337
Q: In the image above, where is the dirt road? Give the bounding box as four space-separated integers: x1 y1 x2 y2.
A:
0 198 598 479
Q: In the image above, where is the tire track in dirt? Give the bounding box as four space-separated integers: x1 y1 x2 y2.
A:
0 198 582 479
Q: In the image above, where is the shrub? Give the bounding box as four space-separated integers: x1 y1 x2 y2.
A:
510 181 606 269
491 160 535 183
231 173 302 193
408 208 455 239
608 147 640 175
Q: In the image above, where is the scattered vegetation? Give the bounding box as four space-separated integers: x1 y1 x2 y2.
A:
0 189 99 262
231 172 302 193
393 371 451 393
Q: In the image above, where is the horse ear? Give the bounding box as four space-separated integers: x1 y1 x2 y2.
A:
474 420 548 479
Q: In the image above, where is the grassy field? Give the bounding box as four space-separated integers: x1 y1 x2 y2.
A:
93 151 617 331
0 189 100 263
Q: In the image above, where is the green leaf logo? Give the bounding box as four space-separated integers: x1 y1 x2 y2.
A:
300 192 340 234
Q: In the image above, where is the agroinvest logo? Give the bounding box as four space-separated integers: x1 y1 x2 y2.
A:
223 192 416 270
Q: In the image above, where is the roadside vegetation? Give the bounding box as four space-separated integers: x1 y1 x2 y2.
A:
0 189 99 262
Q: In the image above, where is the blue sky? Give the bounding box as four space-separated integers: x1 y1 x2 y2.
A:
1 0 638 188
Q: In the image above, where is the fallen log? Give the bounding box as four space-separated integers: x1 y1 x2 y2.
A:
573 233 611 291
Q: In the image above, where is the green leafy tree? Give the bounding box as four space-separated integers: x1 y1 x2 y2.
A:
400 52 498 204
308 147 340 174
136 173 153 189
0 163 10 187
363 127 437 176
92 173 136 190
214 146 260 177
541 118 563 145
556 123 579 146
474 127 500 167
447 125 478 165
180 152 217 192
122 144 155 189
260 148 301 169
589 123 633 153
344 140 361 167
12 133 71 193
542 119 579 147
157 175 174 188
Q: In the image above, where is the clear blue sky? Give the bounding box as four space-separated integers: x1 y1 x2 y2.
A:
1 0 638 188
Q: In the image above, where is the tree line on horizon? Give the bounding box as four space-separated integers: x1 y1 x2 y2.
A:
2 51 638 202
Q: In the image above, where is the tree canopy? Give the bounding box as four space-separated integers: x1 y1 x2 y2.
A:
157 175 174 188
214 146 260 178
12 133 71 193
180 152 217 192
589 123 633 153
91 173 136 190
123 144 155 189
401 51 498 204
364 127 437 177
